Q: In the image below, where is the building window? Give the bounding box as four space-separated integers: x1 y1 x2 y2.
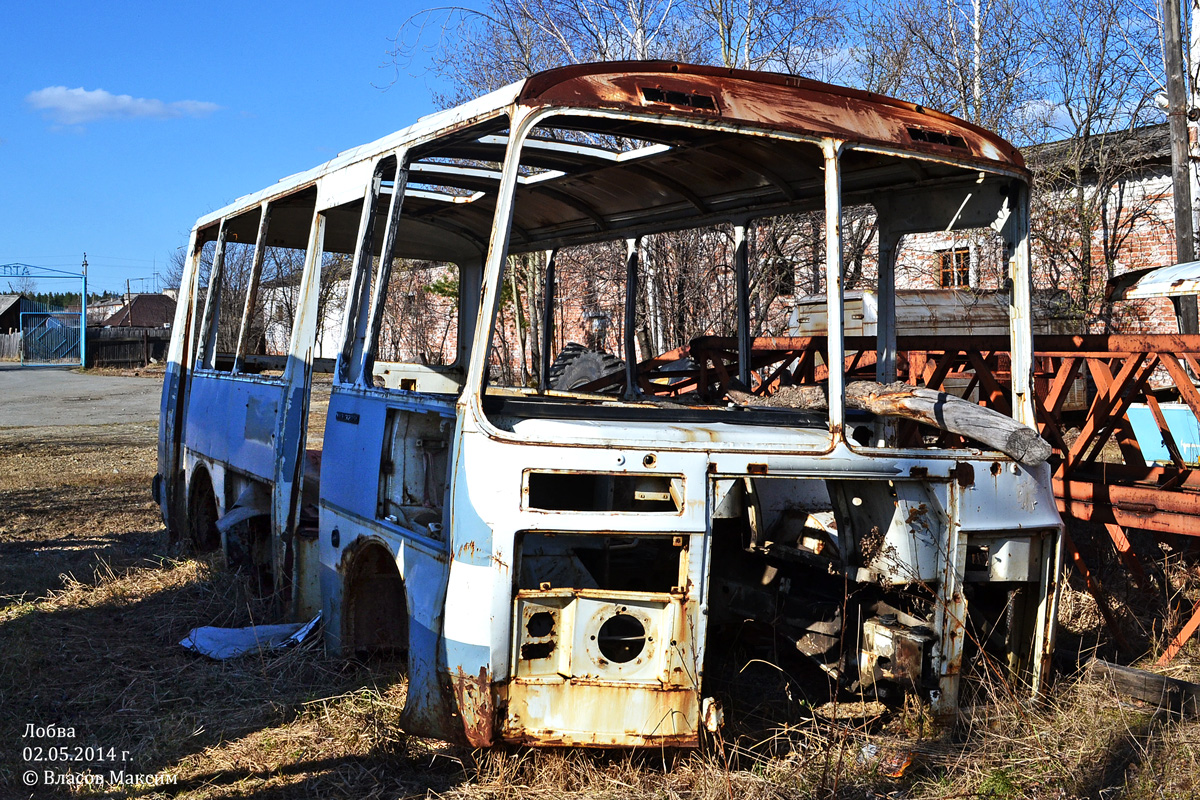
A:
939 247 969 288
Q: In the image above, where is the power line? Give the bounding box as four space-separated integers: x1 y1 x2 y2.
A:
0 253 163 264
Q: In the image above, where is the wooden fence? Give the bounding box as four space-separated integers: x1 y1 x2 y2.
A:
0 332 19 360
86 327 171 368
0 328 171 365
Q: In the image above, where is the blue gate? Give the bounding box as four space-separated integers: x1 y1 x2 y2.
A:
21 312 83 366
2 262 87 367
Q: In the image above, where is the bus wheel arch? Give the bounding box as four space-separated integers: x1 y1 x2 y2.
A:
341 538 409 663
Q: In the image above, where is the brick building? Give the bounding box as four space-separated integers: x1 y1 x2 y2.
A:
773 124 1183 335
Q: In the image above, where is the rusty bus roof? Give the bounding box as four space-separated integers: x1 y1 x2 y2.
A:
196 62 1027 258
519 62 1025 169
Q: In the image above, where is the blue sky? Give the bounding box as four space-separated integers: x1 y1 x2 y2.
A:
1 1 460 295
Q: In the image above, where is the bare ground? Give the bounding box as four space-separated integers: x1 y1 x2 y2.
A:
4 421 1200 798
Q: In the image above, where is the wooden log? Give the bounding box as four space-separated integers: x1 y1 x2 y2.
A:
1088 658 1200 716
728 380 1052 466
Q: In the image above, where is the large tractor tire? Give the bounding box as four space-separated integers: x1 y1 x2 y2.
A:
547 342 625 391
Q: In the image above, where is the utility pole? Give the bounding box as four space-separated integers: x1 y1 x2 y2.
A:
1166 0 1199 333
1190 0 1200 273
80 253 88 368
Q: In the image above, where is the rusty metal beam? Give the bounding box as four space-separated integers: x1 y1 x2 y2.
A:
1055 477 1200 534
1158 601 1200 667
687 333 1200 543
838 333 1200 355
1161 353 1200 421
1043 356 1081 416
966 350 1012 414
1035 402 1071 457
1081 356 1158 469
1067 354 1149 472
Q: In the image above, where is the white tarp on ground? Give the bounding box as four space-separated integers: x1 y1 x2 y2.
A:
180 612 321 660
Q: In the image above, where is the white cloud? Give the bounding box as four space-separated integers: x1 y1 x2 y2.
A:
25 86 220 125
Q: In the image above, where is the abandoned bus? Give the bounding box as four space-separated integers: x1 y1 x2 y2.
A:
156 62 1064 748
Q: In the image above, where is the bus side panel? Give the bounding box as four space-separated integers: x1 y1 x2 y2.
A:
316 387 389 519
183 373 285 483
319 386 464 743
319 504 462 742
441 418 505 747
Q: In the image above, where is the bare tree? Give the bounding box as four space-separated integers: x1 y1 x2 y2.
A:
378 260 460 366
847 0 1041 142
1027 0 1163 330
684 0 842 74
390 0 702 105
166 243 352 358
390 0 1175 356
388 0 845 105
5 276 37 296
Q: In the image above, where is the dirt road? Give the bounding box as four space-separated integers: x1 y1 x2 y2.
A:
0 363 161 428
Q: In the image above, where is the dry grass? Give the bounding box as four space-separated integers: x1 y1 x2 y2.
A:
6 422 1200 798
72 364 168 379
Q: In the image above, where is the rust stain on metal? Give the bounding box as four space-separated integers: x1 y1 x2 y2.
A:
451 666 494 747
893 635 925 688
519 63 1025 172
503 729 698 748
501 679 701 747
954 462 975 488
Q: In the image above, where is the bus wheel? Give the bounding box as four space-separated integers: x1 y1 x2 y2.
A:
188 469 221 552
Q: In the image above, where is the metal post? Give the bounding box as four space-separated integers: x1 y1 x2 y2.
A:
340 167 385 384
734 223 751 387
80 253 88 368
875 227 899 384
540 249 557 393
1166 0 1199 333
196 222 229 370
359 162 409 387
823 140 845 438
875 224 900 446
235 203 272 375
623 238 640 401
1191 0 1200 258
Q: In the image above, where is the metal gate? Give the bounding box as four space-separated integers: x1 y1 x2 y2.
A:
21 312 83 366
